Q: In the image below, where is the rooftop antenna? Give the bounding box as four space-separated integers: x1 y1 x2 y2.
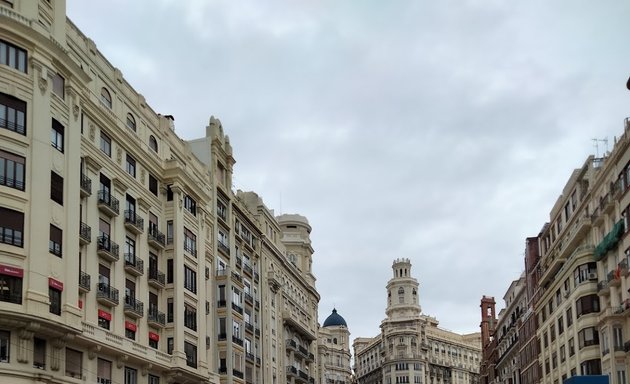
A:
592 138 608 157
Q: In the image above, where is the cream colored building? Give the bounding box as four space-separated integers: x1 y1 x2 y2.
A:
353 259 481 384
493 275 526 384
0 1 322 384
318 309 353 384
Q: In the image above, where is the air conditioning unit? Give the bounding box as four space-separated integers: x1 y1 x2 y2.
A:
588 272 598 280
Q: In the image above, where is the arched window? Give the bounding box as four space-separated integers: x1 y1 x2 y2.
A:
398 287 405 304
398 287 404 294
126 113 136 131
149 135 158 152
100 87 112 109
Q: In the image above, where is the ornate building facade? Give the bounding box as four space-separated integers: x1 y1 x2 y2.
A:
318 309 353 384
353 259 481 384
0 1 323 383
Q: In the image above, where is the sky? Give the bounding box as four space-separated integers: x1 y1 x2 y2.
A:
66 0 630 339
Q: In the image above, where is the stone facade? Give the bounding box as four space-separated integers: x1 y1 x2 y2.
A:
354 259 481 384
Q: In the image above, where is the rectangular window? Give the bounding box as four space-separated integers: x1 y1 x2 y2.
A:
0 149 25 191
557 316 564 335
184 341 197 368
97 358 111 384
50 171 63 205
184 265 197 294
49 287 61 315
184 303 197 331
0 270 22 304
125 154 136 177
184 228 197 256
149 174 158 196
51 118 64 152
0 92 26 135
149 374 160 384
65 348 82 378
167 298 174 323
167 259 173 284
0 331 8 362
100 132 111 157
33 337 45 369
0 39 27 73
125 366 137 384
52 72 64 99
566 307 573 327
125 327 135 340
49 224 62 257
167 338 174 355
184 195 196 216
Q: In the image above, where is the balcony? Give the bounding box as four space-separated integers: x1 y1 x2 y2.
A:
97 190 119 217
184 243 197 258
96 283 119 306
80 173 91 197
233 370 244 379
232 335 243 346
231 271 242 284
217 299 227 308
287 366 298 377
218 241 230 256
246 352 255 362
124 210 144 234
286 339 297 351
216 269 228 280
219 366 228 374
79 271 90 292
124 255 144 276
601 193 615 214
79 222 91 245
594 220 625 262
598 280 610 295
236 256 242 268
253 271 259 283
218 333 227 341
97 236 119 262
147 268 165 288
245 322 254 334
245 293 253 305
243 264 252 277
608 269 621 287
124 296 144 318
147 306 165 328
147 226 166 249
232 302 244 315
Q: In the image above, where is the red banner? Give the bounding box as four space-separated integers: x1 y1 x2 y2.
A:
78 300 83 309
98 309 111 321
125 321 137 332
0 265 23 277
148 332 160 341
48 278 63 291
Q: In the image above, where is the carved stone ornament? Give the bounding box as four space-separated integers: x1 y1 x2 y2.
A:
116 354 128 368
38 75 48 94
88 345 101 360
17 329 34 363
141 364 152 376
140 169 146 184
89 123 95 141
73 104 80 120
116 148 122 164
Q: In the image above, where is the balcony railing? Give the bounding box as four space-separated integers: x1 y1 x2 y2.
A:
218 242 230 255
96 283 119 305
232 335 243 346
245 293 253 305
97 190 119 216
184 243 197 257
80 173 91 196
245 322 254 333
217 299 227 308
148 268 165 288
243 264 252 276
79 222 91 244
0 117 26 135
232 302 243 314
124 210 144 233
147 306 166 326
79 271 91 292
97 236 119 261
147 226 166 248
124 296 144 318
124 254 144 276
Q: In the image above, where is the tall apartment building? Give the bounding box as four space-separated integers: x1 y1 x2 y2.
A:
518 237 541 384
353 259 481 384
0 1 323 383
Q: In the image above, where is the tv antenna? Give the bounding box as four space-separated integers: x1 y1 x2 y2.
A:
592 138 608 158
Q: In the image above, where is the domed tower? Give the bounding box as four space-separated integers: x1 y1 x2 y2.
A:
319 309 352 384
385 258 421 319
277 214 316 287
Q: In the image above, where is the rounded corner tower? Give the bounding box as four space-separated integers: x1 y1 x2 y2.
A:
385 258 422 319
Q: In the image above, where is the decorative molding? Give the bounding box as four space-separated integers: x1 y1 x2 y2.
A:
88 345 101 360
116 354 128 369
141 363 152 376
116 147 122 165
89 123 95 141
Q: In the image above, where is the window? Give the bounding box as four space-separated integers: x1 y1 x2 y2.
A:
618 369 627 384
576 295 600 317
0 269 22 304
167 259 173 284
560 345 566 362
125 327 135 341
149 336 158 349
184 303 197 331
166 221 173 244
0 92 26 135
0 149 25 191
126 113 136 131
557 316 564 335
50 171 63 205
149 174 158 196
578 327 599 348
97 358 111 384
149 374 160 384
100 88 112 109
100 132 111 157
167 298 173 323
33 337 45 369
52 72 64 99
580 359 601 375
51 118 64 152
0 39 26 73
49 287 61 315
184 265 197 294
49 224 62 257
167 337 174 355
65 348 82 378
184 228 197 256
124 366 137 384
566 307 573 327
125 154 136 177
614 326 624 349
574 262 597 286
98 308 111 330
149 135 158 152
0 331 8 362
184 195 196 216
184 341 197 368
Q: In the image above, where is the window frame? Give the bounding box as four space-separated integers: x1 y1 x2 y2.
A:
51 118 64 152
0 149 25 191
100 87 112 109
49 286 61 315
100 132 111 157
50 171 63 205
49 224 62 257
0 92 26 135
125 154 136 178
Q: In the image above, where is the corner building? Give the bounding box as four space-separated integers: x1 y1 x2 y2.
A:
0 1 321 383
353 259 481 384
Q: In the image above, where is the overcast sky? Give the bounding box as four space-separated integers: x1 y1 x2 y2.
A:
67 0 630 339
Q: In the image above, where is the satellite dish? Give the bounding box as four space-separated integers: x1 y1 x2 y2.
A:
627 76 630 90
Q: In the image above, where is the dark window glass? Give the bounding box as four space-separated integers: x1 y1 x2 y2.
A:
0 331 9 362
33 337 45 369
51 118 64 152
126 113 136 131
50 171 63 205
167 259 173 284
184 265 197 294
49 287 61 315
0 207 23 247
100 88 112 109
149 174 158 196
52 73 64 99
184 341 197 368
49 224 62 257
125 154 136 177
0 39 27 73
0 274 22 304
149 135 158 152
184 303 197 331
0 92 26 135
100 132 111 157
0 149 25 191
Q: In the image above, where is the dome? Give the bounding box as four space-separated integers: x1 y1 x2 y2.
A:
323 308 347 327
